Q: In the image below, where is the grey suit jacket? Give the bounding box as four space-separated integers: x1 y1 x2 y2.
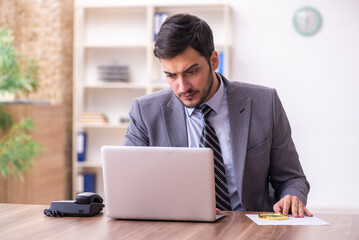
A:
123 75 310 211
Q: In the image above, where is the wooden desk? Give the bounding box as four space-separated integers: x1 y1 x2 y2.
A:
0 204 358 240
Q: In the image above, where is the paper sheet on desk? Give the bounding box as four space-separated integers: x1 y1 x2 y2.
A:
246 214 330 226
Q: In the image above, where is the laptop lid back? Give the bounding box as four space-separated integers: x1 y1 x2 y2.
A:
101 146 217 221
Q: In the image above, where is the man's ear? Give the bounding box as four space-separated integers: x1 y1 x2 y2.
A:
210 51 219 71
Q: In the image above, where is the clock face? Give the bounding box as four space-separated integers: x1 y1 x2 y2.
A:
293 7 322 36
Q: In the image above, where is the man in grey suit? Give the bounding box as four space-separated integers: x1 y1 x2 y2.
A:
123 13 312 217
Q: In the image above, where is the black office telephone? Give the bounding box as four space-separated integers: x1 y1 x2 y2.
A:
43 192 105 217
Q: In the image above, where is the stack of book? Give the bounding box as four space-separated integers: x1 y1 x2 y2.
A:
80 112 108 124
97 64 129 82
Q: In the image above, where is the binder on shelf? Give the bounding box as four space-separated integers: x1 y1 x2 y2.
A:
77 132 87 162
217 51 224 75
84 173 96 193
154 12 169 41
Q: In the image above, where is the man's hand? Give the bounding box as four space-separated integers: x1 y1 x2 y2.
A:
273 195 313 218
216 208 221 215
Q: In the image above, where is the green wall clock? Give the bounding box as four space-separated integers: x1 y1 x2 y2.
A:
293 7 322 36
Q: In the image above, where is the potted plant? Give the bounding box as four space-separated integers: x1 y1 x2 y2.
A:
0 26 42 180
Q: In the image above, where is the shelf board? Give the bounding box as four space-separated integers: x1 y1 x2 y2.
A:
77 161 102 168
152 82 169 90
83 82 147 90
80 122 129 129
154 3 227 10
76 3 147 10
79 43 148 49
77 3 226 10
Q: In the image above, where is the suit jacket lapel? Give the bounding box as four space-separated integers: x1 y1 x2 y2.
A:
225 77 251 204
161 93 188 147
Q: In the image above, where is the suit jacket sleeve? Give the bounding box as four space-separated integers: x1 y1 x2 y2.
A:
269 89 310 205
123 99 149 146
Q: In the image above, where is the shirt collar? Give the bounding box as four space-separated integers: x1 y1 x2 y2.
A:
186 73 224 116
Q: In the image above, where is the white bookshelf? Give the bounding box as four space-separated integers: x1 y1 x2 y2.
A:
72 1 232 197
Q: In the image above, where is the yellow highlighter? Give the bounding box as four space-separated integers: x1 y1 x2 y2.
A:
258 213 289 220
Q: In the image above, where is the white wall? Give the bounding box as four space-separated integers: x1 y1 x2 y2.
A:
92 0 359 213
229 0 359 213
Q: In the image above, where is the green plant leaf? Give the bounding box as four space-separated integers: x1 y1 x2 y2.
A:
0 26 38 95
0 103 13 132
0 27 41 180
0 117 42 179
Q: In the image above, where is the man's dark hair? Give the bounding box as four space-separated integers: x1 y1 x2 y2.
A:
154 13 214 62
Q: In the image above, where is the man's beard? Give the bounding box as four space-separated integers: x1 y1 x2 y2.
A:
176 67 214 108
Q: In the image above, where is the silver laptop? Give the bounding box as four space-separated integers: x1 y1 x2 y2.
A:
101 146 226 222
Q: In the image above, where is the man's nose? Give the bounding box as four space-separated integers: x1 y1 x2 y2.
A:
178 75 191 92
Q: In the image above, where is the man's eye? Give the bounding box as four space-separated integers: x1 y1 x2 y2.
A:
186 70 198 75
166 74 176 79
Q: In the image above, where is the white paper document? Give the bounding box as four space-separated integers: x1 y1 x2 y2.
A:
246 214 330 226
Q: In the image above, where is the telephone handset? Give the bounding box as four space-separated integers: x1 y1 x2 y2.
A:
43 192 105 217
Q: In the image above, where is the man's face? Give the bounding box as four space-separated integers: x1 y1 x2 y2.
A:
161 47 219 108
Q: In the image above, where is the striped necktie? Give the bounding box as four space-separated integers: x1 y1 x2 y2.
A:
199 104 232 211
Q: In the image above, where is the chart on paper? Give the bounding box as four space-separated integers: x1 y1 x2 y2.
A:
246 214 330 226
